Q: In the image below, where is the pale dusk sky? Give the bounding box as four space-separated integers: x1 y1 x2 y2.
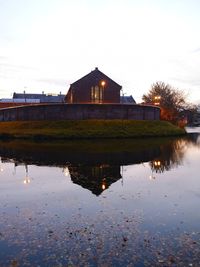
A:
0 0 200 103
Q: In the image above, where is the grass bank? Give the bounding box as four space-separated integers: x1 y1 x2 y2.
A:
0 120 185 140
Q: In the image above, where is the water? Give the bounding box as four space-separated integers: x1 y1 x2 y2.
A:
0 128 200 266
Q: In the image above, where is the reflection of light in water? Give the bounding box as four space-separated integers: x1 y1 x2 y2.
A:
0 157 4 172
153 160 161 167
23 176 31 184
148 160 161 179
149 169 156 180
149 175 155 180
63 167 70 177
23 165 31 185
102 183 106 190
102 178 106 190
121 166 124 186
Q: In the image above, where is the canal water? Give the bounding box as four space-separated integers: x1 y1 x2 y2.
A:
0 128 200 266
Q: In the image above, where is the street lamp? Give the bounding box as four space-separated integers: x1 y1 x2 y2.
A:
153 160 161 167
154 95 161 106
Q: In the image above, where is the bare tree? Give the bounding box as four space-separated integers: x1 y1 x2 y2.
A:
142 81 194 124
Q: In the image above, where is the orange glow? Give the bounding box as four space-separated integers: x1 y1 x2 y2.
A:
154 96 161 105
101 81 106 87
102 183 106 190
63 167 69 177
153 160 161 167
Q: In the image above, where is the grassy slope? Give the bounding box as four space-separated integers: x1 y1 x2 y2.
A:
0 120 185 140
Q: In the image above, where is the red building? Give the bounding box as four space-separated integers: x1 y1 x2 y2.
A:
65 68 122 104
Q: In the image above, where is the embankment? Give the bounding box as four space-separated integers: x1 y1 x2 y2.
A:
0 120 185 140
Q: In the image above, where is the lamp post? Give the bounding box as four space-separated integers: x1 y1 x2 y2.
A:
23 87 27 103
154 95 161 106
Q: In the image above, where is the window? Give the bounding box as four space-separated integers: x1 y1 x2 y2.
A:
70 89 73 103
91 86 103 103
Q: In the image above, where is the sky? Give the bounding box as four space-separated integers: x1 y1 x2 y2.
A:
0 0 200 103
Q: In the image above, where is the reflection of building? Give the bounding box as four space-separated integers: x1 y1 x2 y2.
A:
1 158 31 184
68 164 122 196
1 134 199 192
1 156 122 195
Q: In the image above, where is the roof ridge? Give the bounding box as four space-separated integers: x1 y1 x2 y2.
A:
70 68 122 88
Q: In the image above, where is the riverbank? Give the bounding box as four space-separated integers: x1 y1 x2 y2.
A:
0 120 185 140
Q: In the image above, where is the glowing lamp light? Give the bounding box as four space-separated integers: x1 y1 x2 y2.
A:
154 95 161 106
153 160 161 167
63 167 69 177
101 81 106 87
102 183 106 190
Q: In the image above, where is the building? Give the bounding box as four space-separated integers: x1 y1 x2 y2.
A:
0 92 65 109
120 95 136 104
0 68 136 109
13 92 65 103
0 68 160 121
65 67 122 104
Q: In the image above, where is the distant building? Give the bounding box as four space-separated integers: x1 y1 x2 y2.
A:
13 92 65 103
0 92 65 108
65 67 122 104
120 95 136 104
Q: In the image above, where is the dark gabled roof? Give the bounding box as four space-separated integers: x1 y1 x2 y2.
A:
120 95 136 104
13 93 65 103
70 67 122 89
69 165 121 196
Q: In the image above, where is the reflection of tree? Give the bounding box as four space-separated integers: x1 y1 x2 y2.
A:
149 136 198 173
0 133 200 193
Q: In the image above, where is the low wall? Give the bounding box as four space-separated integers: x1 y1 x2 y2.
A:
0 103 160 121
0 102 32 109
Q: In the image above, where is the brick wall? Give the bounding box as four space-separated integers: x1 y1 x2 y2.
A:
0 104 160 121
